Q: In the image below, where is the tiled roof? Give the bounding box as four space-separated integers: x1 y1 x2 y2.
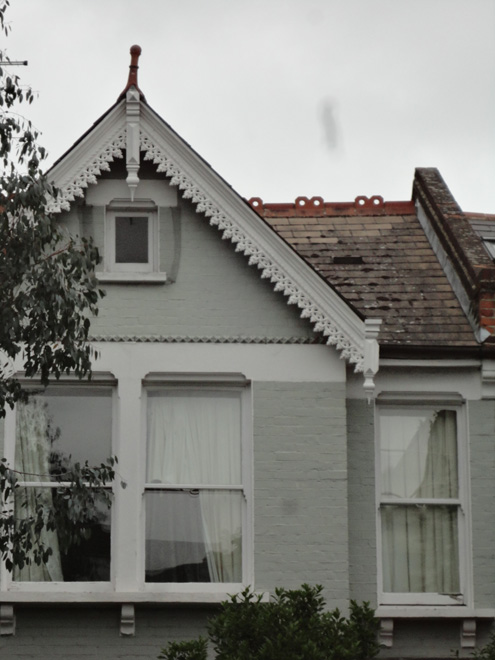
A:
252 196 477 348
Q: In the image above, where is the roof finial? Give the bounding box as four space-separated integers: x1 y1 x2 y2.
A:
118 45 145 102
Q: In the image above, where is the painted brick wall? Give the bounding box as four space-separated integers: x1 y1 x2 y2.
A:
253 381 349 610
347 398 377 604
378 619 493 660
0 605 213 659
468 399 495 609
79 195 314 340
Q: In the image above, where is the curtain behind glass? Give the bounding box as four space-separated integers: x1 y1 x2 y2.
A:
14 399 63 581
381 410 459 594
146 392 242 582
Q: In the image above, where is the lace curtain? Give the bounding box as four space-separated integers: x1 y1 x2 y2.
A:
381 410 459 594
146 392 242 583
14 398 63 582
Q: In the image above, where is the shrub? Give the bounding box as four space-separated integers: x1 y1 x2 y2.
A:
158 584 379 660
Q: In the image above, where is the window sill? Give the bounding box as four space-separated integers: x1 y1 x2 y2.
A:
0 589 269 605
375 605 495 619
97 272 167 284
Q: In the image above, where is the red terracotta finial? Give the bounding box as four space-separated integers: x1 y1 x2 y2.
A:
118 44 145 101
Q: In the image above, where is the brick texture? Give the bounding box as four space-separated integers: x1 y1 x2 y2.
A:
253 381 349 610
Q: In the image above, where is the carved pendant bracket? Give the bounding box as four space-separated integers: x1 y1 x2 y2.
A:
125 87 141 200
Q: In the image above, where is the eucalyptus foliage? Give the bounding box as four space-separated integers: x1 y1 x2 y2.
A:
0 456 118 573
158 585 380 660
0 0 113 573
0 0 104 415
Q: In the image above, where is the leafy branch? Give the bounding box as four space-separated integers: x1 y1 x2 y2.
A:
0 456 122 572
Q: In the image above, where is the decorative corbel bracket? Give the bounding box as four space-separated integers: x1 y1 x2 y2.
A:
378 618 393 648
126 87 141 200
363 318 382 402
460 619 476 649
0 604 16 636
120 603 135 636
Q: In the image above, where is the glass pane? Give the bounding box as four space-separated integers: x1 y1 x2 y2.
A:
380 409 458 499
145 490 242 583
15 390 112 482
13 487 111 582
115 216 148 263
381 504 459 594
146 391 241 485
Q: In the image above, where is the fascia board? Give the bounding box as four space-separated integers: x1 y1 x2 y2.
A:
141 106 366 368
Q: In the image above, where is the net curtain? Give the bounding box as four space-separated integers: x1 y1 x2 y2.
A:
146 392 242 583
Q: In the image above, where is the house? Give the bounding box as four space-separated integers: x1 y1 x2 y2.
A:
1 45 495 659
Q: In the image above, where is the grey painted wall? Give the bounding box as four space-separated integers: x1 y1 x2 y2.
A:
253 381 349 610
63 191 315 340
347 398 377 605
469 399 495 610
0 605 212 659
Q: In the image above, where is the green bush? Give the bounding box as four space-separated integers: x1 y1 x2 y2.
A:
158 584 379 660
468 628 495 660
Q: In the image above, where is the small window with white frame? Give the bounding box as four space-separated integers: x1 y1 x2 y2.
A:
102 199 164 281
377 399 470 606
143 375 251 588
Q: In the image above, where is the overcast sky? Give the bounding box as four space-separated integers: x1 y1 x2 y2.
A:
4 0 495 213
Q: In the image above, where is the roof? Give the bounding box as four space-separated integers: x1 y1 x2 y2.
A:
250 172 495 353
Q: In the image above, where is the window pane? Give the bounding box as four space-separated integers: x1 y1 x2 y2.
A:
115 216 148 263
381 409 458 499
381 504 460 594
15 390 113 481
146 391 241 485
12 390 113 582
13 487 111 582
145 490 242 583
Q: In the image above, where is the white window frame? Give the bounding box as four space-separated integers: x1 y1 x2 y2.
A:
139 373 253 595
375 394 472 608
0 372 253 601
0 375 118 595
100 199 166 283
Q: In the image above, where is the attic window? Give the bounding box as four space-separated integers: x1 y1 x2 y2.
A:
100 200 166 283
115 216 149 263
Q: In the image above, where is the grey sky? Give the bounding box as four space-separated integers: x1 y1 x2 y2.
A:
4 0 495 212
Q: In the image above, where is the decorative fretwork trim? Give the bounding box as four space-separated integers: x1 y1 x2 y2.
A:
139 131 364 370
47 132 126 213
89 335 325 345
46 100 367 370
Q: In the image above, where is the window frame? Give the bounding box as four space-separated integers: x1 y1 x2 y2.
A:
140 374 253 594
0 376 118 595
375 396 472 608
102 199 164 282
0 372 254 600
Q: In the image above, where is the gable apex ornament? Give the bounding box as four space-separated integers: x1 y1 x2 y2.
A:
118 45 145 201
118 45 145 102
